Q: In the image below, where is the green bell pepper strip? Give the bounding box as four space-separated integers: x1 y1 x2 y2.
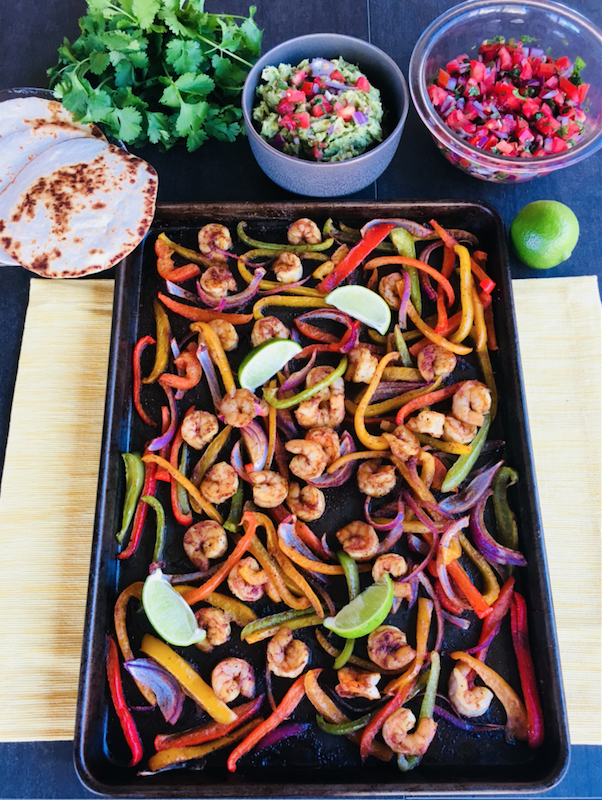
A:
263 356 348 409
393 324 413 368
141 495 166 564
237 221 334 252
492 467 520 552
333 551 361 669
240 607 318 641
440 414 491 493
116 453 145 544
177 442 191 516
316 711 374 736
224 481 244 533
390 228 421 316
397 651 441 772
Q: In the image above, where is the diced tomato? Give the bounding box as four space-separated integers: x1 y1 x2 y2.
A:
495 82 521 110
482 133 500 150
446 55 470 74
276 100 296 116
301 81 315 97
577 83 590 103
291 69 308 86
428 85 450 106
495 139 517 155
537 62 557 79
463 99 481 121
555 55 571 72
336 104 356 121
535 115 561 135
311 103 325 118
292 111 310 129
517 127 534 146
551 135 569 152
478 44 499 63
311 142 324 160
438 68 452 88
519 60 533 81
285 88 306 103
470 60 486 82
521 98 541 119
330 69 345 82
498 46 513 70
446 108 476 133
564 119 582 138
278 114 297 131
355 76 370 92
559 77 579 103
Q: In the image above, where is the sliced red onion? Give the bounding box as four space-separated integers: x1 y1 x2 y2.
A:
230 439 254 484
241 420 268 471
434 704 504 732
148 384 178 451
124 659 185 725
352 110 368 124
439 461 504 515
365 494 404 531
259 276 311 296
273 432 289 478
170 337 180 359
279 350 317 394
165 280 199 304
360 218 434 240
400 526 439 583
308 431 356 488
368 381 427 403
442 610 471 630
277 518 324 566
436 517 470 607
276 408 298 439
196 267 266 309
397 271 411 329
309 58 337 75
402 491 443 535
470 491 527 566
196 343 222 411
255 722 310 751
376 521 405 555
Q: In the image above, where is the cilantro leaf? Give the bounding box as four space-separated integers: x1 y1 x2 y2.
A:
146 110 172 144
132 0 160 30
175 98 208 136
174 71 215 96
109 105 143 141
165 39 204 74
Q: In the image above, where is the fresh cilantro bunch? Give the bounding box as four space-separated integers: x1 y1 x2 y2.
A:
47 0 262 151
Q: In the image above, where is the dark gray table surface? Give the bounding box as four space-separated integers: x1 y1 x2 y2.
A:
0 0 600 798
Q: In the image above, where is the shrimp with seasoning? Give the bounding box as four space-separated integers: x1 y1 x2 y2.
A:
367 625 416 671
180 409 219 450
305 427 340 466
442 415 477 444
219 389 269 428
336 521 379 561
452 380 492 427
382 708 438 756
336 666 381 700
448 664 493 718
194 607 231 653
211 657 255 703
406 409 446 439
199 266 237 299
378 272 404 309
417 343 457 382
249 470 289 508
295 366 345 430
285 438 328 481
198 223 232 263
200 462 239 505
286 483 326 522
287 217 321 245
266 627 310 678
183 520 228 571
345 345 379 384
207 318 238 352
383 426 421 462
372 554 410 598
250 316 290 348
158 343 202 391
227 557 266 602
357 459 397 497
273 252 303 283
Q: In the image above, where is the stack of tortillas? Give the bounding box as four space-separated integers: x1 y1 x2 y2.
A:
0 93 158 277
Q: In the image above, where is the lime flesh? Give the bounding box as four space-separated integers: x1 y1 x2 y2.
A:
323 574 394 638
142 569 206 647
326 285 392 335
238 338 302 391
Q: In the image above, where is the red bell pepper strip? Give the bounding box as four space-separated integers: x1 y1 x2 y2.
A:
359 681 414 762
435 245 456 333
227 672 308 772
316 222 397 294
157 292 253 325
395 382 462 426
155 236 201 283
132 335 157 427
429 219 496 295
511 591 545 748
118 458 158 560
476 576 514 659
446 559 493 619
170 413 193 527
105 634 143 767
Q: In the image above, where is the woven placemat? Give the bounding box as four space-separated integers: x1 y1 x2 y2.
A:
0 275 599 744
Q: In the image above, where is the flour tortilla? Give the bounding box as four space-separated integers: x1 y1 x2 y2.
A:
0 138 158 277
0 97 101 139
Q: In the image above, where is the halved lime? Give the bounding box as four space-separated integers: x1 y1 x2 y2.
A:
142 568 206 647
323 574 394 639
326 285 391 335
238 338 302 391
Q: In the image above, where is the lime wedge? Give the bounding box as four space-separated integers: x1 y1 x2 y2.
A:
323 574 394 639
238 338 302 391
326 285 392 335
142 568 206 647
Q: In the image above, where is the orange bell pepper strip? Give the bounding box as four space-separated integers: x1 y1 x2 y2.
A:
141 453 222 523
157 292 253 325
227 671 309 771
190 321 236 394
132 335 157 426
406 300 473 355
354 351 400 450
395 382 462 426
435 244 456 332
446 558 493 619
364 255 455 307
155 236 201 283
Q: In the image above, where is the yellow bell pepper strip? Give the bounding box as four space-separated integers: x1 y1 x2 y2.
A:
189 321 235 394
333 550 361 669
406 300 473 356
265 538 324 617
477 341 498 421
237 253 327 297
354 351 400 451
253 295 328 320
141 634 237 724
393 323 413 367
118 458 158 560
241 607 320 642
418 450 436 489
157 292 253 325
263 355 347 409
227 671 308 772
141 453 222 522
190 424 232 488
447 559 493 619
316 221 398 294
143 300 171 384
157 232 215 268
249 534 312 611
277 535 345 576
155 235 202 282
471 283 487 351
449 245 474 344
133 336 157 427
450 651 528 742
492 467 520 552
237 220 334 252
141 495 167 564
414 433 471 455
458 532 500 605
510 592 545 749
383 366 422 381
116 453 145 544
205 591 257 627
106 634 143 767
327 450 391 474
440 413 491 493
113 582 157 707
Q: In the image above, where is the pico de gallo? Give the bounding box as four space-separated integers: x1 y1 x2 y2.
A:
428 36 590 157
253 57 384 161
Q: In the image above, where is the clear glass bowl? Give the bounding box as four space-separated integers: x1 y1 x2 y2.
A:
409 0 602 182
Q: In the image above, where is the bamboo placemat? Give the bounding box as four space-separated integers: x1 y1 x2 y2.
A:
0 275 599 744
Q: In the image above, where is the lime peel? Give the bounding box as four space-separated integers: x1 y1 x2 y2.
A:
142 568 206 647
323 574 394 639
326 285 392 335
238 338 302 391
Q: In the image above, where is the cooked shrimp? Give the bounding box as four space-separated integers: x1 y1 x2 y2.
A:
379 272 404 309
345 346 379 384
194 607 231 653
442 415 477 444
227 557 266 602
382 707 438 756
305 427 340 466
286 482 326 522
238 556 269 586
382 426 421 462
250 470 289 508
183 520 228 571
198 223 232 263
336 521 379 561
372 554 410 598
452 380 492 427
285 438 328 481
287 217 321 245
273 251 303 283
295 366 345 429
406 409 446 438
207 318 238 352
250 316 290 348
357 459 397 497
199 265 237 299
266 627 310 678
336 666 381 701
417 343 457 382
158 343 202 391
367 625 416 671
200 462 239 505
448 665 493 718
180 409 219 450
219 388 269 428
211 657 255 703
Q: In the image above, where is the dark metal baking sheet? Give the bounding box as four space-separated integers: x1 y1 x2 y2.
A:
74 200 569 797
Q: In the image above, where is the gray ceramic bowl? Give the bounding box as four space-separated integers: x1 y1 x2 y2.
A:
242 34 409 196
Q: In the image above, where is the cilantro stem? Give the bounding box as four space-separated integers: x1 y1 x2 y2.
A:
193 32 254 68
106 3 138 24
